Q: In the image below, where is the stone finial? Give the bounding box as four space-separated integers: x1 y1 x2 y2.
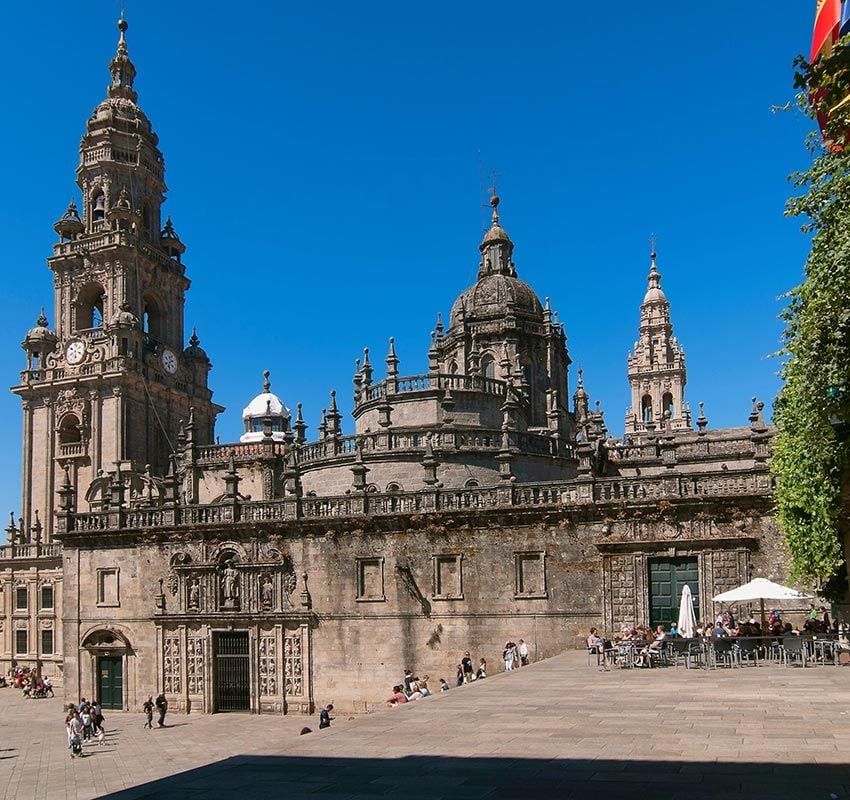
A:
696 401 708 433
5 512 16 544
361 347 373 386
300 572 312 609
428 331 440 373
262 370 271 393
749 396 760 426
188 328 201 349
108 14 138 102
294 403 307 442
422 435 440 486
385 337 399 376
435 312 444 338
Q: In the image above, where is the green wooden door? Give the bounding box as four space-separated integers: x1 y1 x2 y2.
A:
648 557 699 630
98 656 123 710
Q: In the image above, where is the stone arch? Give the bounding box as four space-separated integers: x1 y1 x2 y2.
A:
641 394 653 423
58 413 83 445
76 282 106 330
481 353 496 380
80 625 133 651
662 391 675 419
386 482 403 493
209 541 249 565
90 186 106 223
448 360 459 375
142 291 165 341
464 478 480 488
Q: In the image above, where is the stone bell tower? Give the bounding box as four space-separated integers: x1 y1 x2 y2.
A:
624 246 689 438
10 17 223 541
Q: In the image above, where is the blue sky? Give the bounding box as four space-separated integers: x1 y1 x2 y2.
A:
0 2 816 521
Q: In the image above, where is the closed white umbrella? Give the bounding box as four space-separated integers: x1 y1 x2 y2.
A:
677 584 697 638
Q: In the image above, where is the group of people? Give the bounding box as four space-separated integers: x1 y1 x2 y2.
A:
3 666 54 698
501 640 530 671
142 693 168 729
386 671 435 706
588 606 844 670
65 698 105 757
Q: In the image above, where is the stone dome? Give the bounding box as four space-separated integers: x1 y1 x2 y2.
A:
642 286 668 303
240 371 291 443
23 311 58 349
109 302 140 329
450 273 544 326
183 329 208 361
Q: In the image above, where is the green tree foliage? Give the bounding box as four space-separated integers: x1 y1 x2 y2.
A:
774 41 850 595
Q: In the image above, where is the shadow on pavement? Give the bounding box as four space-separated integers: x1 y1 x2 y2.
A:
97 754 850 800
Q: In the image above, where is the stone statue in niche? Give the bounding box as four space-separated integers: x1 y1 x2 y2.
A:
221 561 240 610
261 575 274 610
188 579 200 610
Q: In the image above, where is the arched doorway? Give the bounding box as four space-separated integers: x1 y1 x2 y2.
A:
81 628 133 710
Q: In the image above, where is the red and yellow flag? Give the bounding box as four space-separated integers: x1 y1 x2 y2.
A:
812 0 841 62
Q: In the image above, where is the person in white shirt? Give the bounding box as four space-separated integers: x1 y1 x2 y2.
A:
518 639 529 666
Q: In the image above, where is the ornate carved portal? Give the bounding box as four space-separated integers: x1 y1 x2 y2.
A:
155 621 311 715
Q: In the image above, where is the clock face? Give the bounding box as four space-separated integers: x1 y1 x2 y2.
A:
65 339 85 365
161 348 178 375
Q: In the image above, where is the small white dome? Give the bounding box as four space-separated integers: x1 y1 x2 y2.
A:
242 391 290 421
239 371 291 443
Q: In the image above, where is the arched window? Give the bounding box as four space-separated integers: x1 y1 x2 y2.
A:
448 360 459 375
641 394 653 423
76 283 106 331
386 482 402 492
481 354 496 379
142 293 164 341
464 478 480 488
58 414 82 444
662 392 675 419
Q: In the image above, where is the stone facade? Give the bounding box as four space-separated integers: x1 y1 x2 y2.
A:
3 18 788 713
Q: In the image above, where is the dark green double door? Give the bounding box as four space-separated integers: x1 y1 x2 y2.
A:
98 656 123 710
648 557 699 630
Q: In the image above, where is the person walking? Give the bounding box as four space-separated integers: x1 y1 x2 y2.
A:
518 639 529 667
461 651 474 684
155 693 168 728
319 703 334 729
142 695 154 729
503 641 518 671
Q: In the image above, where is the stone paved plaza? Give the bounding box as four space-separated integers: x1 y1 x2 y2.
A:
1 651 849 799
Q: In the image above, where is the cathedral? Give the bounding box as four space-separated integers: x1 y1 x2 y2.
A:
1 19 782 714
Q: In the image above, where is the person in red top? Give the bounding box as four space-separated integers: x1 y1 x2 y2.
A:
386 685 408 706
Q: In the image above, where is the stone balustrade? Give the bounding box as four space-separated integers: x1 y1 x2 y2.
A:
61 466 773 536
0 543 61 559
360 373 507 405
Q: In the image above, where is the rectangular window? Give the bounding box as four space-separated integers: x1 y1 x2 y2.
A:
15 629 28 655
41 628 54 655
356 558 385 602
15 586 28 611
515 552 548 599
433 554 463 600
97 568 120 607
41 585 54 610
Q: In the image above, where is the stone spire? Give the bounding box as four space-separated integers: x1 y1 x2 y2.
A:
108 15 138 102
625 244 688 438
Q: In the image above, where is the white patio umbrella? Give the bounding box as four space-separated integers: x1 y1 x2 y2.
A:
713 578 812 629
677 584 697 638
